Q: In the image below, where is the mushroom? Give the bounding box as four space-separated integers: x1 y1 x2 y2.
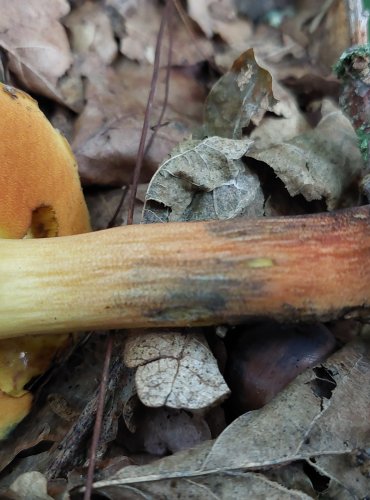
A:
0 203 369 338
0 84 90 239
0 83 90 438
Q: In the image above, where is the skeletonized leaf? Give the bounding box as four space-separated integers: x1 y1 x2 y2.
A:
143 136 264 223
123 331 230 410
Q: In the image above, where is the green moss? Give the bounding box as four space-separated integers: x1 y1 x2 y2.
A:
357 124 369 161
334 45 370 78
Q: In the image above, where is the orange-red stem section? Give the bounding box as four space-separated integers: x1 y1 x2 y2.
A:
0 206 369 337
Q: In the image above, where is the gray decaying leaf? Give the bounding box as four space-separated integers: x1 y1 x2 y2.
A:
123 331 230 410
121 406 212 456
203 48 278 139
143 136 264 223
91 341 370 499
247 100 364 210
9 471 53 500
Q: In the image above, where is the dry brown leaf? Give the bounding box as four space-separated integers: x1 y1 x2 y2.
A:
143 136 264 223
123 331 230 410
72 59 206 186
250 84 310 149
247 100 364 209
214 21 310 83
282 0 350 73
119 0 213 65
121 406 212 456
187 0 237 38
204 48 278 138
92 340 370 499
95 470 312 499
85 184 147 230
64 1 118 64
308 453 370 499
0 0 73 105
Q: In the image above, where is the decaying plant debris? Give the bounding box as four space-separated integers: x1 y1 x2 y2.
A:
0 1 370 499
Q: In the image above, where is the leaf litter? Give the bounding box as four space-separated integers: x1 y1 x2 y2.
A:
0 1 369 499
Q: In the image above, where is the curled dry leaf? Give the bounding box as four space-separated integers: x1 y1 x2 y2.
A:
143 136 264 223
123 331 230 410
204 48 278 139
247 100 364 209
0 0 73 105
92 341 370 499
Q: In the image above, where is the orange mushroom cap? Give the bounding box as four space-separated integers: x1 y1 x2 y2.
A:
0 83 90 238
0 83 90 439
0 391 32 440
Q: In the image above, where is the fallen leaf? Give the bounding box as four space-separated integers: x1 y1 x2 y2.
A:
9 471 53 500
187 0 237 38
0 0 73 105
249 84 311 149
143 136 264 223
73 59 206 186
95 469 313 500
123 331 230 410
119 0 213 66
91 341 370 499
213 22 310 83
84 184 147 230
247 99 364 209
120 406 212 456
204 48 278 139
64 1 118 64
308 453 370 498
282 0 350 73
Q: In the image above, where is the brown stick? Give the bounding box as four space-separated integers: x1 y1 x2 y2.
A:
1 205 369 338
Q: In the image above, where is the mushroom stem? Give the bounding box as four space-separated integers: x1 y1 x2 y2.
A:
1 205 369 338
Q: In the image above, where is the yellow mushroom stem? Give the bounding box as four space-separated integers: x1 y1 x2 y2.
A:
1 205 369 339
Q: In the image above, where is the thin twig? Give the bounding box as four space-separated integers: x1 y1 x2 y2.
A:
84 333 113 500
126 0 172 226
171 0 217 70
45 356 125 479
144 3 174 158
83 3 173 494
107 186 128 229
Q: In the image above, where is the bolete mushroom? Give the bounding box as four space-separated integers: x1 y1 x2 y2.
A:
0 84 90 239
0 83 90 438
